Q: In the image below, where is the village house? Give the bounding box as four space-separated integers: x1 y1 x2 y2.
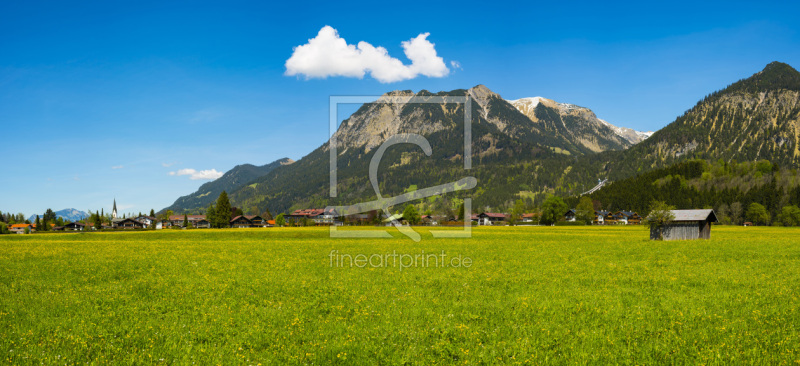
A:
230 215 252 228
167 215 207 228
382 213 404 226
286 208 337 226
115 218 145 229
621 211 642 225
245 215 269 227
134 215 156 228
521 213 538 223
420 214 438 226
477 212 508 225
604 211 619 224
594 210 609 224
564 209 577 222
64 222 86 231
650 209 718 240
9 223 33 234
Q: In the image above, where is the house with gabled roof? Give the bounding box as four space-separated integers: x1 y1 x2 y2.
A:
477 212 508 225
9 224 33 234
166 215 207 228
230 215 252 228
521 213 538 223
64 222 86 231
285 208 337 225
116 218 145 229
594 210 609 224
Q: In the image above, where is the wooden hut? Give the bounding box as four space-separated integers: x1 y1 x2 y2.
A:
650 209 717 240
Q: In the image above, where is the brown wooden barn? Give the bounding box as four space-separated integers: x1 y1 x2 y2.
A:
650 209 718 240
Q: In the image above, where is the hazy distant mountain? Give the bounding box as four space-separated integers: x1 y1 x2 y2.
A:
161 158 294 214
28 208 88 223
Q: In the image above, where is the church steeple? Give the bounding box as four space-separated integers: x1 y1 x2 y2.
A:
112 199 118 219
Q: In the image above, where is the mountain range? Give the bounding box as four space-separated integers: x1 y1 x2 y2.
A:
162 61 800 215
28 208 89 223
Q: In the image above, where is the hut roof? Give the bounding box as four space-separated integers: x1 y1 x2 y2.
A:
671 209 717 222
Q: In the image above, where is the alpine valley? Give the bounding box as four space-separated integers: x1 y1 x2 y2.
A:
162 62 800 217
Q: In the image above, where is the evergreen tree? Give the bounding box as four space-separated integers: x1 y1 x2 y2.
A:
150 209 155 217
206 204 216 228
34 215 41 232
215 191 232 228
457 202 465 220
183 214 189 228
44 208 56 223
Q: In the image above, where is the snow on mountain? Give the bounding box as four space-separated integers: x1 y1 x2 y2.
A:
508 97 652 145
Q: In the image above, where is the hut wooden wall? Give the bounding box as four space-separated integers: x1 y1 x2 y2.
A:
651 222 702 241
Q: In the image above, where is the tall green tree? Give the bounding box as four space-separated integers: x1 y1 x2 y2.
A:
275 213 286 227
215 191 232 228
778 205 800 226
206 204 216 228
183 214 189 228
34 215 41 232
540 196 567 226
509 199 525 226
403 205 421 225
746 203 770 226
44 208 56 223
456 202 465 221
575 196 595 225
150 209 155 217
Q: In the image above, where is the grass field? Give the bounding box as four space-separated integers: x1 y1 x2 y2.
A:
1 226 799 364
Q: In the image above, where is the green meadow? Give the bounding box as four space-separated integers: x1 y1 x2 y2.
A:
1 226 799 364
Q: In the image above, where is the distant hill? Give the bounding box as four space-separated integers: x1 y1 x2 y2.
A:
28 208 88 223
160 158 294 214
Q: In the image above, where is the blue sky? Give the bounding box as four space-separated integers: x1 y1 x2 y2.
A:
2 0 799 217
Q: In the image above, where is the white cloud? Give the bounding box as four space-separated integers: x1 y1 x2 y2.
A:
169 168 224 181
111 165 124 169
285 26 450 83
450 60 462 70
162 162 177 167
